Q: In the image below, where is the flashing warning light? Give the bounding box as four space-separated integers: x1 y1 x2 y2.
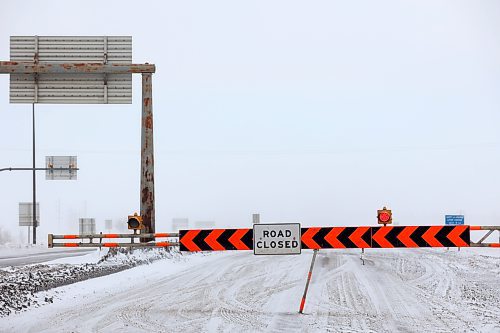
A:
377 207 392 225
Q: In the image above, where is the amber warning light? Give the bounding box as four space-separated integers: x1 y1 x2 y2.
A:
127 213 144 230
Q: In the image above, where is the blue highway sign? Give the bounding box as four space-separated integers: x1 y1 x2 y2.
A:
445 215 465 225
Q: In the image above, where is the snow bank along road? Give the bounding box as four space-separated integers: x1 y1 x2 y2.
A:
1 248 499 333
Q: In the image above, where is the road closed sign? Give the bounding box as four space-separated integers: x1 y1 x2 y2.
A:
253 223 301 255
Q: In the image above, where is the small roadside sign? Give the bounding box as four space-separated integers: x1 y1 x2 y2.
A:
254 223 301 255
445 215 465 225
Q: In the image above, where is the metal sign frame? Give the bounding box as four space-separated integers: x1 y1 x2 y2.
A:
46 156 77 180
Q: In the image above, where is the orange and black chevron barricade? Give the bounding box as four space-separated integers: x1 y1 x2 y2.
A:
179 225 475 251
301 225 470 249
179 229 253 251
301 227 372 249
370 225 469 248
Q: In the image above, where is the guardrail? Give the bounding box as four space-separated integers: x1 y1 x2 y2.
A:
469 226 500 247
48 232 179 248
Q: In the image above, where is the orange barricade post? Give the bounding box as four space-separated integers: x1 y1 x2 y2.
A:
299 249 318 314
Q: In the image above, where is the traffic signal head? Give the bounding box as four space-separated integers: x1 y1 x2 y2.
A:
377 207 392 225
127 213 144 230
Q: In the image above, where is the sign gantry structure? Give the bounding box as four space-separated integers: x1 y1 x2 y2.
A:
0 36 157 243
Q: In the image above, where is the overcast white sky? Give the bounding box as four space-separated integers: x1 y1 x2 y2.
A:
1 0 499 243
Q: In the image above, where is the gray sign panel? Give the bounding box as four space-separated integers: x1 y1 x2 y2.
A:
10 36 132 104
19 202 40 227
172 218 189 232
46 156 77 180
79 218 96 235
195 221 216 229
105 219 113 230
253 223 301 255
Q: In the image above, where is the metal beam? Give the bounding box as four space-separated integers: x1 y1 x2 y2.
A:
0 167 79 172
470 243 500 247
51 232 178 239
51 242 179 248
470 226 500 230
0 61 155 74
477 230 494 244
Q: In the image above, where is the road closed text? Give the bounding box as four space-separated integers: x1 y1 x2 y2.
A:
253 223 301 255
256 239 299 249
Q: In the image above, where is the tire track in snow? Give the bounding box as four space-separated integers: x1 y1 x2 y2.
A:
2 249 499 333
361 249 497 332
414 250 500 332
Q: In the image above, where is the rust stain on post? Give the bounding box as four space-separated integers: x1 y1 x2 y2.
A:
145 115 153 129
140 73 155 241
141 187 150 204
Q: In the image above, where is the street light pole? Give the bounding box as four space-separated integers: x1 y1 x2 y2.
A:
32 103 37 245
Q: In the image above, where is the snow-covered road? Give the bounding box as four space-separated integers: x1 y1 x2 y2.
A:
1 248 499 333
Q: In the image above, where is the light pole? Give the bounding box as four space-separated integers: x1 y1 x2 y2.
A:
32 103 37 244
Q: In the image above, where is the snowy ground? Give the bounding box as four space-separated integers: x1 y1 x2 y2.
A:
0 247 498 333
0 247 179 317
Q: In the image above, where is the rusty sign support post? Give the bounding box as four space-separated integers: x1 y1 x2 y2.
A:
0 60 157 242
141 72 155 241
